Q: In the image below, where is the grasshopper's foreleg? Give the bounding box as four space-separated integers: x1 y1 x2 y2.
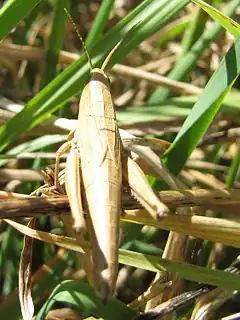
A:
122 154 169 220
54 130 75 190
55 130 86 234
54 140 72 191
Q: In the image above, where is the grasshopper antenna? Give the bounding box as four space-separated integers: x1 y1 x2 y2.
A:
101 40 123 71
64 8 93 70
102 21 142 71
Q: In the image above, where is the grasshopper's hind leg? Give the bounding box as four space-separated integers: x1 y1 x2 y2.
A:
122 154 169 219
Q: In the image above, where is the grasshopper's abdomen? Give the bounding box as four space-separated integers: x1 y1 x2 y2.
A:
78 69 122 300
82 160 121 299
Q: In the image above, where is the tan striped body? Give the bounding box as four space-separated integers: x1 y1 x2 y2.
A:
51 32 170 302
76 68 122 299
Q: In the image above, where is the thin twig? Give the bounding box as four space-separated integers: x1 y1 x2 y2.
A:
1 190 240 248
199 127 240 146
112 64 202 96
0 188 239 218
0 43 202 95
0 169 44 182
135 259 240 319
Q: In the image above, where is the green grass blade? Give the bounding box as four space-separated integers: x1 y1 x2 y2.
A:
117 90 240 124
119 250 240 290
181 6 208 56
36 254 240 319
0 135 66 167
163 37 240 174
0 0 189 153
148 0 240 103
36 280 137 320
117 104 190 123
0 0 42 41
0 251 72 320
0 227 19 296
85 0 115 47
156 18 190 47
10 219 240 291
42 0 68 86
192 0 240 37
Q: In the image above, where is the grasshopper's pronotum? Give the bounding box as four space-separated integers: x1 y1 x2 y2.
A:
52 19 170 301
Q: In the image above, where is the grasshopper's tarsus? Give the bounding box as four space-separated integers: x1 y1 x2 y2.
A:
30 167 62 197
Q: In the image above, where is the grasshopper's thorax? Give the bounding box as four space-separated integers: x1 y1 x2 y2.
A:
90 68 110 88
81 67 116 119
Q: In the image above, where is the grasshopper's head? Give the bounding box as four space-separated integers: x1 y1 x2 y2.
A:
88 40 121 87
90 68 110 87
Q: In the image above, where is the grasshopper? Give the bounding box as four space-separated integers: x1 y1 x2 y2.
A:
53 18 169 301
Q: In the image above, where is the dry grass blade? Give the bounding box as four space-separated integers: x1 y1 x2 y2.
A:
19 218 35 320
128 278 171 310
123 210 240 248
4 219 87 253
1 192 240 247
0 189 240 218
0 196 69 217
43 307 82 320
0 190 30 199
191 287 233 320
136 259 240 319
199 127 240 146
135 287 210 319
0 168 43 182
0 43 202 96
112 64 202 95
